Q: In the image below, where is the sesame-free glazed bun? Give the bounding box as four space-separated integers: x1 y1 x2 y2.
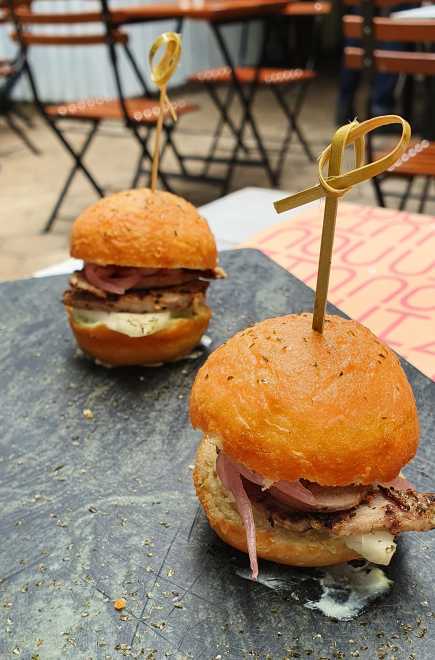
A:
190 313 419 486
194 435 359 567
67 303 211 367
70 188 217 270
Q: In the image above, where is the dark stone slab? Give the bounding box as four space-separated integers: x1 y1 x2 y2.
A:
0 249 433 660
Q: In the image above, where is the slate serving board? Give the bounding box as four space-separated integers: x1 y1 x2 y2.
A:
0 249 434 660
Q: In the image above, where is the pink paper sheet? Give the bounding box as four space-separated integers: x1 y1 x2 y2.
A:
243 202 435 381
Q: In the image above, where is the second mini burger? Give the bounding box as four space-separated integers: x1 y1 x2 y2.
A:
63 188 223 366
190 313 435 578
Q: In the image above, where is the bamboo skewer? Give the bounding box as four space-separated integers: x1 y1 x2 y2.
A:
149 32 182 193
274 115 411 333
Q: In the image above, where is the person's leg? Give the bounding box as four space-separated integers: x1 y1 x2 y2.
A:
336 7 361 125
372 4 420 116
337 62 361 124
372 70 398 116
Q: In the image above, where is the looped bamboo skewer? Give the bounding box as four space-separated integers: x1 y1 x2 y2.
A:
274 115 411 333
148 32 182 193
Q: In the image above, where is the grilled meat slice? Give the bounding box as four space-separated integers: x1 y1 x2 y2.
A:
63 279 208 314
69 267 223 300
267 487 435 537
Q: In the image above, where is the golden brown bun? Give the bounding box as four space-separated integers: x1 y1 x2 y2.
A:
190 313 419 486
70 188 217 270
66 304 211 366
194 436 359 567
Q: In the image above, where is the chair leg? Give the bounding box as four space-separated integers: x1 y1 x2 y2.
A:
163 124 189 178
47 118 104 198
372 176 386 207
197 84 250 180
398 177 414 211
43 164 82 233
290 81 316 163
273 84 315 165
211 22 278 192
158 133 177 193
131 128 151 188
202 113 227 178
11 104 35 128
123 43 152 97
206 84 250 156
4 111 41 156
291 114 316 163
131 125 175 193
274 119 295 183
43 121 102 233
418 176 431 214
273 86 300 179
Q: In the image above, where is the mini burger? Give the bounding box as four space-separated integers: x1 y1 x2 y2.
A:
190 313 435 578
63 188 223 367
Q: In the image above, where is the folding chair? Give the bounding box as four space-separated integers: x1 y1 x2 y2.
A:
343 0 435 212
187 2 331 192
0 0 39 154
8 0 199 232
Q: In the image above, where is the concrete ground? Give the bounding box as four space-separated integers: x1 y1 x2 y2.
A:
1 76 432 281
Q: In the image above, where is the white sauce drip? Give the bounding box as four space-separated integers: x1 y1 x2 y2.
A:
237 562 393 621
305 563 393 620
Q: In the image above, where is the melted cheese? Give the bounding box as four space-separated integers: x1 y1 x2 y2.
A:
344 531 397 565
72 309 171 338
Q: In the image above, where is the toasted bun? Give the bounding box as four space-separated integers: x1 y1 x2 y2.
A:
194 435 359 567
66 304 211 366
70 188 217 270
190 313 419 486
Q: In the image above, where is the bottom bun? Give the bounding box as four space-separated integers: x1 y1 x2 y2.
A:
194 436 360 567
66 304 211 367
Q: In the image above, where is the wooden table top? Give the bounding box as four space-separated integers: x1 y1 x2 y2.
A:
111 0 289 25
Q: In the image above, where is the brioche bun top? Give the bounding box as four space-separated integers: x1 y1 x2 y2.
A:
70 188 217 270
190 313 419 486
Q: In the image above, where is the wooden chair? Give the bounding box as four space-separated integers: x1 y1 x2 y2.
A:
187 2 331 191
343 0 435 212
0 0 40 154
7 0 199 231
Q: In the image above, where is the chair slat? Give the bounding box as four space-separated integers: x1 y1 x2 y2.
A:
15 8 104 25
12 30 128 46
343 0 421 7
345 46 435 76
344 15 435 43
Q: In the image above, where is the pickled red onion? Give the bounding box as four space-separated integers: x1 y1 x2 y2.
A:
84 264 143 295
216 453 258 579
273 479 318 506
231 461 264 487
224 454 317 505
269 482 369 512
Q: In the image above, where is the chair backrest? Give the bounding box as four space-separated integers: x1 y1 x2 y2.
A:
8 0 127 46
1 0 29 95
6 0 151 125
342 1 435 76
